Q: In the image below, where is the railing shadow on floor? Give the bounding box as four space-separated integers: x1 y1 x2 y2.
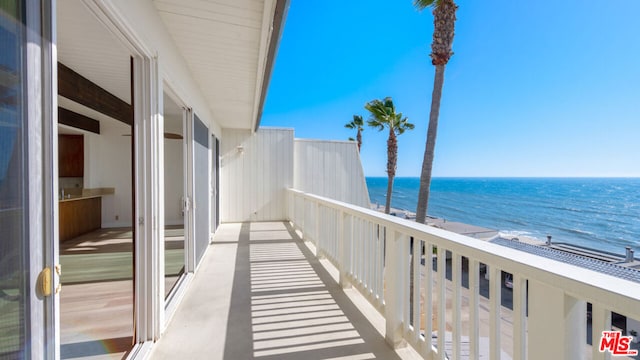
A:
223 221 403 360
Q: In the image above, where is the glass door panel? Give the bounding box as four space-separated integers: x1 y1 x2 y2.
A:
192 114 210 266
1 1 50 358
163 92 186 298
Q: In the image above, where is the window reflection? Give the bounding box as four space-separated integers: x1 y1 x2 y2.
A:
0 2 27 358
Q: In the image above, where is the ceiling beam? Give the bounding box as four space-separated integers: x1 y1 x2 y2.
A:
58 107 101 134
58 62 132 126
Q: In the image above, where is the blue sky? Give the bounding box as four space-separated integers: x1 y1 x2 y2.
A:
261 0 640 177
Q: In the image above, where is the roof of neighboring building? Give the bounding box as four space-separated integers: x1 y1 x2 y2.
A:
492 237 640 284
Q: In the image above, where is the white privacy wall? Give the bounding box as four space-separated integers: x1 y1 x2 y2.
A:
221 128 293 222
294 139 371 208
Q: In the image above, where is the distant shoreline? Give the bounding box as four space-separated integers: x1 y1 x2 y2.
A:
369 204 640 273
370 203 509 242
366 177 639 255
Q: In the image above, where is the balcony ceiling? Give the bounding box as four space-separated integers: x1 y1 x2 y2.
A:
57 0 285 131
154 0 282 130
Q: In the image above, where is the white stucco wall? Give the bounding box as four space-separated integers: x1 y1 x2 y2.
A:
294 139 371 208
221 128 293 222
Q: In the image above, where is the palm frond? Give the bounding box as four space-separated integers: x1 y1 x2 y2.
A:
345 122 355 129
348 137 355 141
414 0 438 10
367 119 385 132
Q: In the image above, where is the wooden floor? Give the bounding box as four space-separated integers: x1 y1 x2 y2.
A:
60 226 185 360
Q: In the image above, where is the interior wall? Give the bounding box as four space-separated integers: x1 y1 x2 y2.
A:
294 139 371 208
84 119 133 228
221 128 293 222
164 114 184 226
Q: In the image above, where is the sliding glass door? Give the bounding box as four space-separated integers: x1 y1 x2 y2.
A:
1 1 55 358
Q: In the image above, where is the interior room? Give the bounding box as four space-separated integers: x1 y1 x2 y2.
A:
57 1 134 358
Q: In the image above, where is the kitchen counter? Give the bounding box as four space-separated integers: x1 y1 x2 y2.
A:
59 194 103 202
59 187 114 202
58 188 114 242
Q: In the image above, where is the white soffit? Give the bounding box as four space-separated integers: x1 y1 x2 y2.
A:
153 0 276 130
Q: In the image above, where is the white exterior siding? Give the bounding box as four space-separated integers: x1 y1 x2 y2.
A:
221 128 293 222
294 139 370 208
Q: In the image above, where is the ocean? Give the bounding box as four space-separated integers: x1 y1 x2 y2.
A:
366 177 640 255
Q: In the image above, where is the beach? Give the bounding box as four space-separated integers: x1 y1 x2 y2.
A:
371 203 504 242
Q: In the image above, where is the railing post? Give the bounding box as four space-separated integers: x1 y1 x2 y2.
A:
385 229 406 348
315 202 324 259
591 303 612 360
528 280 586 360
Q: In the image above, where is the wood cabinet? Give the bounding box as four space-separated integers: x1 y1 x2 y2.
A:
58 134 84 177
59 197 101 242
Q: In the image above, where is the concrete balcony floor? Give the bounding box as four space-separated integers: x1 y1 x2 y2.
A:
151 221 421 360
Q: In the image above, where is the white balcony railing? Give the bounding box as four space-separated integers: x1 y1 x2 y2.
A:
287 188 640 360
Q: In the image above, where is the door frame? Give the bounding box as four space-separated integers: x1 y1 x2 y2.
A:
161 81 196 309
20 0 59 357
82 0 164 351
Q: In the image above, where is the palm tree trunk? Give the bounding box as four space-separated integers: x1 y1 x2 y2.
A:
385 175 394 214
385 128 397 214
356 129 362 152
416 64 445 223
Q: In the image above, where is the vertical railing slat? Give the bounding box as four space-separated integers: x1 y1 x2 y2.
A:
367 221 374 292
452 253 461 360
469 260 480 360
359 218 364 283
377 225 385 306
346 214 353 277
372 224 379 299
424 242 433 356
315 202 320 252
412 236 421 343
437 246 446 360
489 266 501 360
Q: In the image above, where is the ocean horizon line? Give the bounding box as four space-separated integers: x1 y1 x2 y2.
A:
365 176 640 179
365 177 639 254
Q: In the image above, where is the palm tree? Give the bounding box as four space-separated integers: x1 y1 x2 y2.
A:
365 97 415 214
345 115 364 151
414 0 458 224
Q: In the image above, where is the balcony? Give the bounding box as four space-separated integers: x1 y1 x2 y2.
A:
151 189 640 360
151 221 420 359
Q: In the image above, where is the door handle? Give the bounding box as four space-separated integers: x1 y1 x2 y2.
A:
38 264 61 297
